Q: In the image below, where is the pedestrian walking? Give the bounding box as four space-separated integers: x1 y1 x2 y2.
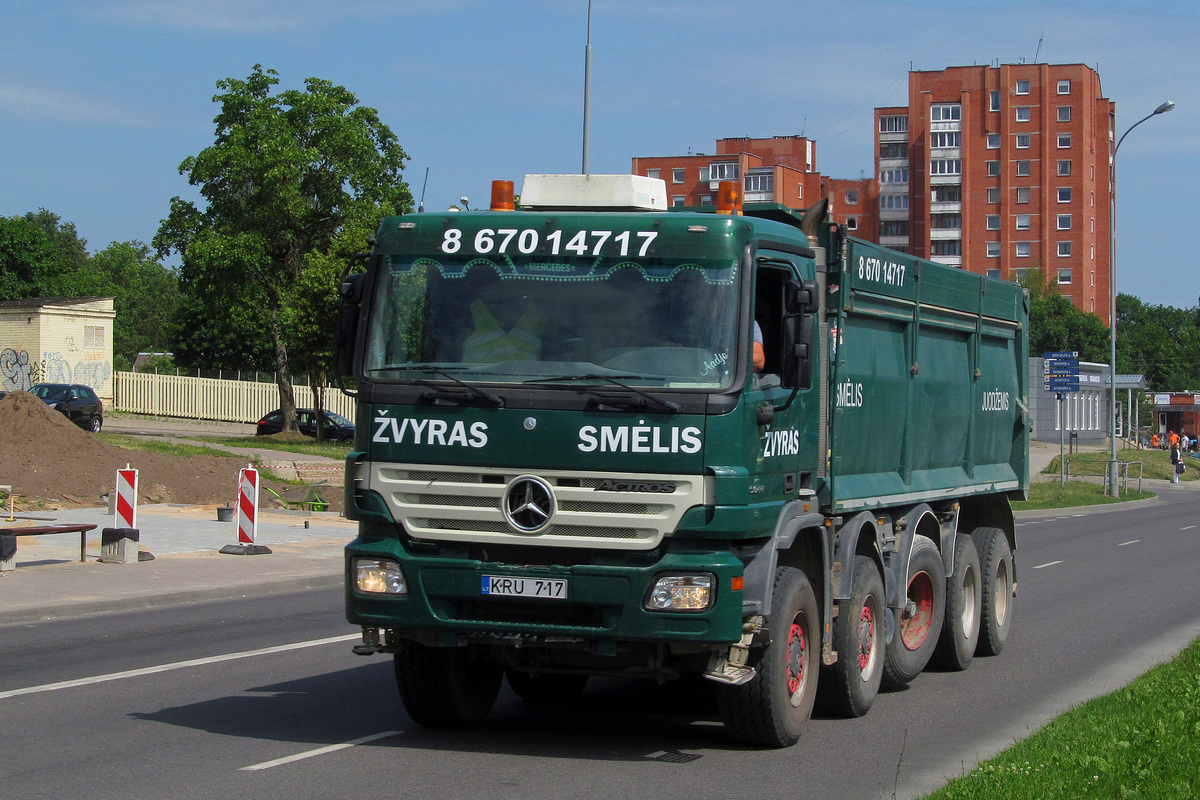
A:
1171 442 1183 484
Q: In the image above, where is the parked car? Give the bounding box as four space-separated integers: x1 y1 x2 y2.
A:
256 408 355 441
29 383 104 432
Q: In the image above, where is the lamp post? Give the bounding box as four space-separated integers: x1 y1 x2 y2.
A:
1107 100 1174 496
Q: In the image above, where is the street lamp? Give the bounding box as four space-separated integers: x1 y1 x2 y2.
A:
1108 100 1174 496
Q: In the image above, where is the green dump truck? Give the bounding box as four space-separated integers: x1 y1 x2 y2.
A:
336 174 1028 747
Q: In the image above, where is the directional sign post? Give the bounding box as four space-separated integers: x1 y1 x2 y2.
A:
1044 352 1080 485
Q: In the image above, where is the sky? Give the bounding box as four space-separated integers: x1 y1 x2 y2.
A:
1 0 1196 307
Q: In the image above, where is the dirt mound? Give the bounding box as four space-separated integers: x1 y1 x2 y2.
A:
0 391 258 509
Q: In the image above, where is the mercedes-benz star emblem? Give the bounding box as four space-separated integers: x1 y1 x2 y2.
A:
503 476 555 533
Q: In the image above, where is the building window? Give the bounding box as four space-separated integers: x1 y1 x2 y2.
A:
1057 214 1072 230
987 187 1001 203
1016 187 1031 203
987 242 1001 258
990 90 1001 111
1057 106 1072 122
881 220 908 236
744 172 774 194
1057 268 1073 284
879 115 908 133
672 168 685 183
880 142 909 159
710 162 738 181
845 189 859 204
646 169 660 179
987 268 1001 278
987 134 1001 149
986 215 1001 230
931 104 961 122
987 161 1001 177
1057 79 1072 94
1015 106 1031 122
1013 268 1029 282
880 194 909 210
1015 79 1030 95
1058 187 1072 203
880 168 909 184
1057 160 1072 176
700 195 712 205
930 159 962 175
1015 134 1031 149
846 216 858 230
1016 160 1031 177
931 131 962 148
84 325 105 349
1057 133 1072 148
931 239 962 256
931 213 961 229
672 195 685 207
1015 215 1032 230
931 184 961 203
1016 242 1031 257
698 166 709 182
1058 241 1073 257
797 185 803 200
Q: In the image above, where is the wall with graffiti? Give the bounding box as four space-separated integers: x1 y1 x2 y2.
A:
0 298 115 400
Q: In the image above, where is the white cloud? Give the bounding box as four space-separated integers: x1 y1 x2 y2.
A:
0 81 163 128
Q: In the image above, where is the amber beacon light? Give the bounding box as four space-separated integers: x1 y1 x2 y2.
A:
716 180 742 215
490 180 516 211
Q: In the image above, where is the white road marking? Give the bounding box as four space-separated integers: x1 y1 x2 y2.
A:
1182 525 1196 531
0 633 359 701
241 730 402 771
1119 540 1140 546
1033 560 1063 569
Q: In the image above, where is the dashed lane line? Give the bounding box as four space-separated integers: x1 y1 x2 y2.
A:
1033 560 1064 569
240 731 403 771
0 634 359 701
1119 540 1140 546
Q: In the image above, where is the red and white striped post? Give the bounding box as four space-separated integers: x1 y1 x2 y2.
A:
115 466 138 530
236 465 259 544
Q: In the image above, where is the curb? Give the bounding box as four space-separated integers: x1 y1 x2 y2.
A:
2 572 343 627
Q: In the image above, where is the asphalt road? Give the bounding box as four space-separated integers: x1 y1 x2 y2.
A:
3 491 1199 800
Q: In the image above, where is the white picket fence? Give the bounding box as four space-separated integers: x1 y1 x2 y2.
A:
113 371 357 424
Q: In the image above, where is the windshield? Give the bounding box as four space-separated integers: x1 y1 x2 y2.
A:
364 251 741 389
31 385 68 402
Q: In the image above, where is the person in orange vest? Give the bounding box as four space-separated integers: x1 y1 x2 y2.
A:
1151 433 1160 449
1170 430 1180 449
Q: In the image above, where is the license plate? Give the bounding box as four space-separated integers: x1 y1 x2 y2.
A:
481 575 567 599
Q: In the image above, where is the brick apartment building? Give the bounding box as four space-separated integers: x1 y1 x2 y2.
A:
630 136 877 238
876 63 1115 323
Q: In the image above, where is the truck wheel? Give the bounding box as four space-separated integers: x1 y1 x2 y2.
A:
717 566 819 747
394 641 502 727
974 527 1015 657
931 533 982 671
505 670 589 704
818 555 884 718
883 534 946 687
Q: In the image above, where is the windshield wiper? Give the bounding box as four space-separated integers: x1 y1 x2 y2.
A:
370 365 504 407
527 374 680 414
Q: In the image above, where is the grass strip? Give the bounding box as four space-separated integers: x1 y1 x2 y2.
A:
1013 481 1153 510
922 635 1200 799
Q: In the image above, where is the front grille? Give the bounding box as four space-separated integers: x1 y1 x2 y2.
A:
460 599 604 629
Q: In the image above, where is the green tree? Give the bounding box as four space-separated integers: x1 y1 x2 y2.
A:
1116 294 1200 391
154 65 411 431
1020 269 1108 362
0 213 83 299
89 241 180 369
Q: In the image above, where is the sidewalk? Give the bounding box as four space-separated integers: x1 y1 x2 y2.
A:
1 503 350 625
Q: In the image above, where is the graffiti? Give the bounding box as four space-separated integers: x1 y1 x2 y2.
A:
75 359 112 387
41 352 73 384
64 335 78 353
1 348 35 391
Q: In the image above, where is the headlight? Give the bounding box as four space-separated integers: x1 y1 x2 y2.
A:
353 557 407 595
645 574 715 612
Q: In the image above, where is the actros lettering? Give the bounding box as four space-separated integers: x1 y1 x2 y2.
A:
595 479 676 493
373 416 489 448
981 391 1010 411
578 425 702 454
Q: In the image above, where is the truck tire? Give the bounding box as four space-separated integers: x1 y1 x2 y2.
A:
394 641 502 727
717 566 820 747
974 526 1015 657
818 555 884 718
505 670 589 704
882 534 946 687
930 533 982 671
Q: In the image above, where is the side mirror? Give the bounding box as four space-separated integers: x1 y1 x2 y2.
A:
785 279 820 313
334 270 368 387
